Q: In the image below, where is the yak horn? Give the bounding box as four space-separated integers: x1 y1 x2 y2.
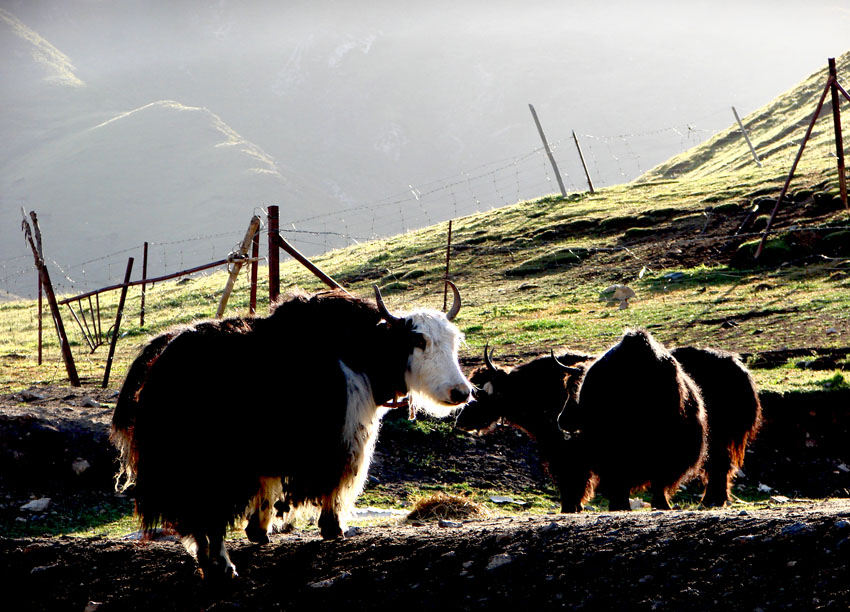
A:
550 350 584 377
374 285 400 324
445 280 461 321
484 343 497 372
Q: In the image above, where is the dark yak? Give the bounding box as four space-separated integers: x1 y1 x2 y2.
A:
455 348 594 512
111 284 472 578
669 346 762 507
458 329 707 512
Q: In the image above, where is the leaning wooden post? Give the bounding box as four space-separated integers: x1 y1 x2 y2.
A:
37 273 43 365
443 220 453 312
21 210 80 386
249 229 260 315
102 257 134 388
529 104 567 197
828 58 848 209
573 130 595 194
216 215 261 318
140 241 148 327
269 233 349 295
732 106 762 168
268 206 280 306
755 73 834 260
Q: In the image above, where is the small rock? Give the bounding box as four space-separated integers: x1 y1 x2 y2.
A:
438 520 462 529
462 561 474 569
80 397 102 408
19 391 46 403
757 483 774 493
541 522 559 533
837 463 850 473
488 496 526 506
780 523 812 538
770 495 790 504
738 510 750 517
21 498 51 512
629 498 651 510
733 535 757 544
343 526 362 538
486 554 513 570
826 327 838 335
518 283 540 291
663 272 685 281
833 520 850 531
72 458 91 476
84 603 103 612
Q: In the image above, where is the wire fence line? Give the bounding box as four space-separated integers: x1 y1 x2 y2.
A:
2 104 818 301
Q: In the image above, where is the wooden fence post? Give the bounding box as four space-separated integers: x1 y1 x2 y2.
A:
250 229 260 315
828 58 848 209
216 215 261 318
529 104 567 197
732 106 762 168
268 206 280 306
21 210 80 386
573 130 595 194
443 220 453 312
37 274 43 365
140 241 148 327
102 257 134 389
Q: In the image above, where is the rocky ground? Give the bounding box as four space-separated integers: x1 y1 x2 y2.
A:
1 384 849 611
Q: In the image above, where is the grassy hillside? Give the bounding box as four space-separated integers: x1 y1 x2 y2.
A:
2 53 849 397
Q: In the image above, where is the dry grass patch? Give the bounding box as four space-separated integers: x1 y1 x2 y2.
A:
405 492 491 522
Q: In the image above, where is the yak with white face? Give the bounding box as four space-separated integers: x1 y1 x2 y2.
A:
111 283 471 579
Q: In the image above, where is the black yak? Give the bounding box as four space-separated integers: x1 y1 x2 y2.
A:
455 347 594 512
669 346 762 507
111 283 472 578
557 329 708 511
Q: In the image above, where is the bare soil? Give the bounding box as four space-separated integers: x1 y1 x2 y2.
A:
1 382 849 611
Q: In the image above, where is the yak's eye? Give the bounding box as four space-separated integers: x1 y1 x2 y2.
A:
412 333 427 350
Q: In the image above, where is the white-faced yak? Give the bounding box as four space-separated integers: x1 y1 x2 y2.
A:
111 283 472 578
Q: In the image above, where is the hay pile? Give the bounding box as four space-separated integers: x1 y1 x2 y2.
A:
405 492 491 522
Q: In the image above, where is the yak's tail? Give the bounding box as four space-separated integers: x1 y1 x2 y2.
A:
111 332 176 492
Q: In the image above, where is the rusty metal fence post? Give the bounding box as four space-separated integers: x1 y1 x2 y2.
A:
268 205 280 306
102 257 134 388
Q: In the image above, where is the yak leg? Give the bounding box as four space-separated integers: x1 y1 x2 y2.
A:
245 477 283 544
650 483 673 510
207 530 237 578
189 528 237 579
605 479 632 512
701 446 733 507
318 496 343 540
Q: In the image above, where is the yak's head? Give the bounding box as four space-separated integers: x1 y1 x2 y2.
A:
374 282 472 417
456 346 586 437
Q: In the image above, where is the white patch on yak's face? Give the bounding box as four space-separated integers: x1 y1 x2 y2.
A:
402 309 473 418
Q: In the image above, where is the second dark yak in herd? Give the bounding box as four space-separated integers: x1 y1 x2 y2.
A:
456 329 762 513
111 283 761 578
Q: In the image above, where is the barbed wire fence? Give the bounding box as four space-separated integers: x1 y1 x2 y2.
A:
2 99 840 311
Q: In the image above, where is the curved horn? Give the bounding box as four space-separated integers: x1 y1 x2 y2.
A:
550 350 584 377
445 280 461 321
484 343 497 372
373 284 400 324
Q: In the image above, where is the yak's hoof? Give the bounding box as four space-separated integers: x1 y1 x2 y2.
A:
245 525 270 545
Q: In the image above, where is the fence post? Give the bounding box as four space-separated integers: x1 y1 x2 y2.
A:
828 58 849 209
37 274 43 365
140 241 148 327
572 130 595 194
22 210 80 386
217 215 261 318
443 220 453 312
268 205 280 306
250 229 260 315
528 104 567 197
102 257 134 389
732 106 762 168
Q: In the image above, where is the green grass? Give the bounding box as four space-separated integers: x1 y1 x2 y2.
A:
2 52 849 535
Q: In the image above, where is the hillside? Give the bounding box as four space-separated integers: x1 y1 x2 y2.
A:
1 48 849 611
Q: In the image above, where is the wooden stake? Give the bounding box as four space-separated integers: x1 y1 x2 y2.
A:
250 229 260 315
140 242 148 327
443 220 453 312
529 104 567 197
573 130 595 194
37 274 43 365
217 215 261 318
828 58 848 209
732 106 762 168
102 257 134 388
268 206 280 306
21 210 80 386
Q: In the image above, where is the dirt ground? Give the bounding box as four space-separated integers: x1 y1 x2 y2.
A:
1 383 849 611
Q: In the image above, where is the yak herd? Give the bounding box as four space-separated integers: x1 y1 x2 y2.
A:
111 285 762 578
